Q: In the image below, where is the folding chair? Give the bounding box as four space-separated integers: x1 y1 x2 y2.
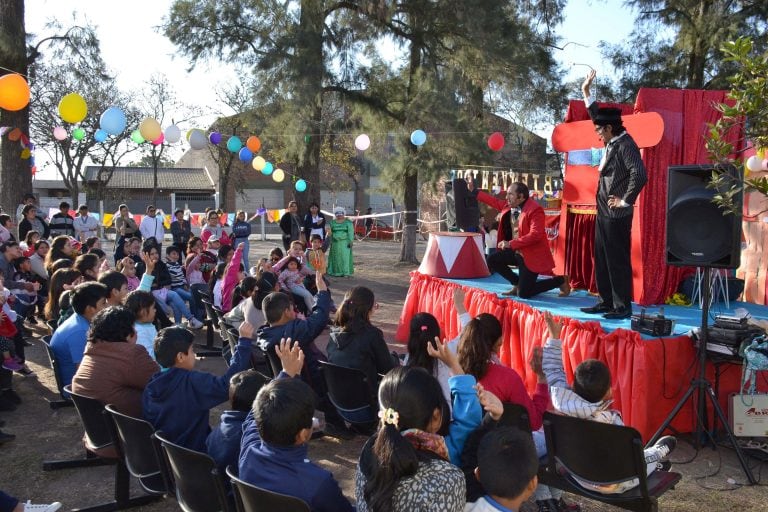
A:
226 466 309 512
318 361 377 427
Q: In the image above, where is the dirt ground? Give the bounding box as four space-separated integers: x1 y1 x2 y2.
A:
1 237 767 511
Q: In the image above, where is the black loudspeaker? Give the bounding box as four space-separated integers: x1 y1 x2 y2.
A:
445 179 480 231
666 164 742 268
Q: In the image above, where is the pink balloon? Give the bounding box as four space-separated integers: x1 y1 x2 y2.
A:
151 133 165 146
53 126 67 141
355 134 370 151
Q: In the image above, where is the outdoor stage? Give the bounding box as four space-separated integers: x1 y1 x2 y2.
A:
396 272 768 440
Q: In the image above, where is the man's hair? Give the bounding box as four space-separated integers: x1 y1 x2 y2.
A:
78 204 88 211
165 245 180 257
154 326 194 368
230 370 271 412
512 182 530 200
98 270 128 296
59 201 70 210
22 204 37 216
124 290 155 317
476 427 538 499
23 193 35 201
88 306 136 344
70 282 108 315
262 292 292 324
253 377 315 446
573 359 612 403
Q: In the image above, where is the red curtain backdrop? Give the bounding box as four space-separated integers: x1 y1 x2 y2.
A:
396 273 761 440
564 205 597 292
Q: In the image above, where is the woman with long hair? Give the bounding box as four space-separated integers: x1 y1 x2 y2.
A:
356 365 492 512
327 286 397 407
45 268 82 322
457 313 549 431
45 236 75 275
73 253 100 282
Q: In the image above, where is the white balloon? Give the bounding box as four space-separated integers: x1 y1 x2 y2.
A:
746 155 763 172
189 129 208 150
164 124 181 144
355 134 370 151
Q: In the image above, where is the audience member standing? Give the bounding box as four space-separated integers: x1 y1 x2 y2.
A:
303 202 326 244
327 207 354 277
139 205 165 251
279 201 302 251
73 205 99 242
49 201 75 238
170 209 192 254
18 204 50 241
231 210 254 270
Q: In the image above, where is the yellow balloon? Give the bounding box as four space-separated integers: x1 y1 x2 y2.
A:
252 156 266 171
273 168 285 182
58 93 88 123
20 148 31 159
139 118 162 141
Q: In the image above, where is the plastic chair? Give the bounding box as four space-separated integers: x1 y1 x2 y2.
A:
226 466 310 512
318 361 377 426
105 405 169 496
44 387 161 511
197 297 223 357
40 335 73 409
154 432 232 512
538 411 681 512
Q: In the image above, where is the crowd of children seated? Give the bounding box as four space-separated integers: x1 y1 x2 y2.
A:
1 197 679 512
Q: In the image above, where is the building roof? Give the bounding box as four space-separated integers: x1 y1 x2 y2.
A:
84 166 215 191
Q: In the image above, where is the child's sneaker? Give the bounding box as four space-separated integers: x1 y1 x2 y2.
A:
23 501 62 512
16 365 35 377
187 317 203 329
646 435 677 463
2 357 22 372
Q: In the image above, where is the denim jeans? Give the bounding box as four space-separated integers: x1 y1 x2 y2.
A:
190 283 209 321
172 287 198 319
164 289 194 323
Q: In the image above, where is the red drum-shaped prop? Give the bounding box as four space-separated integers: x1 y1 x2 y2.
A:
418 232 490 279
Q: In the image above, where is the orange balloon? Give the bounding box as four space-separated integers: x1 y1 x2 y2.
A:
246 136 261 153
0 73 31 111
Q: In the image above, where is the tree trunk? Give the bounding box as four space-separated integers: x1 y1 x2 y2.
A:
399 146 420 263
294 0 324 213
0 0 33 209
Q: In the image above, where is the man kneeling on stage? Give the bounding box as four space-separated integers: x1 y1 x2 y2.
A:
468 179 570 299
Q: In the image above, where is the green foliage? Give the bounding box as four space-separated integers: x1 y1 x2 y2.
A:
706 36 768 214
603 0 768 100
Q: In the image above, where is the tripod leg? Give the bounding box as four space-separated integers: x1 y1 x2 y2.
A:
704 384 757 484
647 383 698 447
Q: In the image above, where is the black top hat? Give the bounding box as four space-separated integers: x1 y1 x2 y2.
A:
593 107 623 126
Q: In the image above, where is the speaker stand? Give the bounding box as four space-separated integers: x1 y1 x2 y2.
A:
691 267 730 309
647 267 756 484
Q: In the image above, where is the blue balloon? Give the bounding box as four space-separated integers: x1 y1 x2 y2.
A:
239 147 253 162
295 179 307 192
209 132 222 145
94 129 108 142
99 106 126 135
262 162 274 176
410 129 427 146
226 136 243 153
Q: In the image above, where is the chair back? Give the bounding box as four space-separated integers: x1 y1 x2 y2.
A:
226 327 239 350
226 466 310 512
498 402 531 433
318 361 376 424
63 385 115 453
46 319 58 334
155 432 231 512
201 299 220 326
104 404 167 493
543 411 650 491
41 336 70 400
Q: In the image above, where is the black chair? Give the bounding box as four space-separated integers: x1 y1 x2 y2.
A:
44 387 161 511
538 411 681 512
46 318 58 334
257 343 282 379
104 405 169 497
318 361 377 426
226 466 310 512
155 432 232 512
40 335 73 409
197 298 223 357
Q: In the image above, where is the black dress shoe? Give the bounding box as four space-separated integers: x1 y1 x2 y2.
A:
580 303 613 314
603 309 632 320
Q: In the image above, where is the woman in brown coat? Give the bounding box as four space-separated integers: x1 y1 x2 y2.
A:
71 306 159 418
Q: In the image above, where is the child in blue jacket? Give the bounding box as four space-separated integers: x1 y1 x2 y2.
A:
142 323 253 451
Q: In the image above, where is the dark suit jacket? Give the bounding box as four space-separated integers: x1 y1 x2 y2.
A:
588 103 648 218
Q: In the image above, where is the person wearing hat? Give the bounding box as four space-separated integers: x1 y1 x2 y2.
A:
579 70 647 320
327 207 354 277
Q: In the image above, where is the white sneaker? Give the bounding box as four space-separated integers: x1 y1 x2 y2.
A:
187 317 204 329
646 435 677 463
24 501 62 512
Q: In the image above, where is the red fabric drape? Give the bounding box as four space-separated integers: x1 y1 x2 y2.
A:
396 273 767 440
634 89 743 304
564 207 597 292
